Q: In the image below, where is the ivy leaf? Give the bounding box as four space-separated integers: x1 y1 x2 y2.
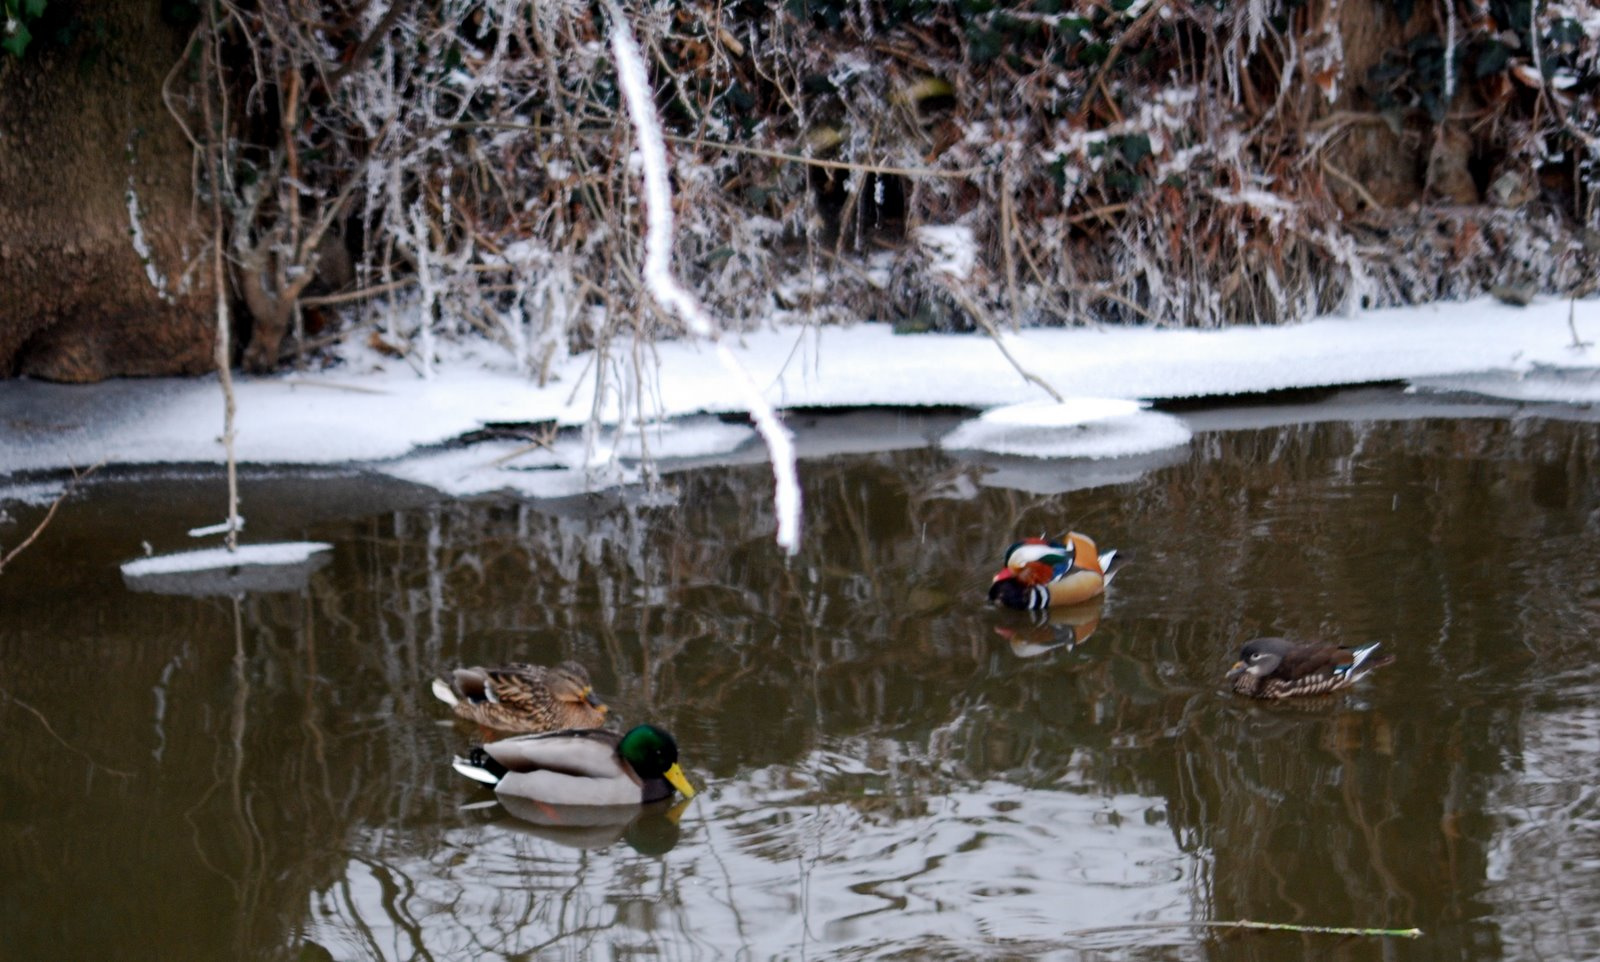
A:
1475 40 1509 77
23 0 45 18
2 21 31 57
1119 133 1152 167
1076 42 1109 66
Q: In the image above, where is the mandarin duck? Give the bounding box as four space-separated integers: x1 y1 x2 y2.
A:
431 660 608 734
452 724 697 805
987 532 1121 610
1225 637 1395 699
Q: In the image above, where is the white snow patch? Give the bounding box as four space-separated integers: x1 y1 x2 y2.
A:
971 397 1143 427
914 224 979 280
0 481 67 507
120 542 332 577
0 296 1597 498
941 401 1192 460
1410 366 1600 405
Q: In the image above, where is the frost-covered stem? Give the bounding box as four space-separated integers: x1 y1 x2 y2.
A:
605 1 803 555
409 200 437 379
1442 0 1456 106
205 6 241 552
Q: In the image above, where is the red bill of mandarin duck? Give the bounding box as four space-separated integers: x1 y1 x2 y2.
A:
987 532 1122 610
1225 637 1395 699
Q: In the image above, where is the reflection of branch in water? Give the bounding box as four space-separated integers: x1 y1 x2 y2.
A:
1060 918 1422 940
227 596 267 916
0 460 102 576
348 855 434 959
0 686 135 778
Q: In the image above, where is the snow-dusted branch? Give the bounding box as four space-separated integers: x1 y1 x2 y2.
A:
604 2 802 555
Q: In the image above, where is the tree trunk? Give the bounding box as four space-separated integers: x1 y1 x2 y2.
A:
0 0 215 382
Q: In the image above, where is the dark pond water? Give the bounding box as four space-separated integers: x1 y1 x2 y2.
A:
3 391 1599 961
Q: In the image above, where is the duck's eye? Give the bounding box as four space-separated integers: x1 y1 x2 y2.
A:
1248 652 1266 662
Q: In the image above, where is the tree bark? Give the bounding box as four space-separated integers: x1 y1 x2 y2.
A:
0 0 215 382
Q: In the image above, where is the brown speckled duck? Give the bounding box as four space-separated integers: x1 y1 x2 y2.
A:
431 660 608 733
1225 637 1395 699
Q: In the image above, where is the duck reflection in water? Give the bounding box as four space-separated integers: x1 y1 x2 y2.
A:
992 595 1107 658
474 795 691 855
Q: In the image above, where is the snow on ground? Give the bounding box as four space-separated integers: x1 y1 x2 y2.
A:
1 296 1597 502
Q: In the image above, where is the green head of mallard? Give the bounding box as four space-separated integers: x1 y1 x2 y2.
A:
619 724 696 799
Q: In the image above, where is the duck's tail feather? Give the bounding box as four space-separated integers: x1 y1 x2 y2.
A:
451 747 506 785
1345 642 1395 677
430 677 461 707
1099 549 1125 584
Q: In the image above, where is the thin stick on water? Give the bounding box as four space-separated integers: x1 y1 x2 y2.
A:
1060 919 1424 940
604 2 802 555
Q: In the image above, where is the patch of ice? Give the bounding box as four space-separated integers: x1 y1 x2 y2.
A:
0 481 67 508
940 400 1192 459
121 541 332 576
1409 366 1600 405
605 418 755 460
122 542 334 596
914 224 978 280
974 397 1144 427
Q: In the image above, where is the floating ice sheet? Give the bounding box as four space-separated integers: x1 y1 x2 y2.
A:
940 399 1193 460
121 542 333 596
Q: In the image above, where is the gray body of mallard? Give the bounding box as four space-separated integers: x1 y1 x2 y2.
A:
452 724 697 806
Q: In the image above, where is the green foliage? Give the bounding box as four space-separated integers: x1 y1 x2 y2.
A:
2 0 46 58
1087 133 1152 195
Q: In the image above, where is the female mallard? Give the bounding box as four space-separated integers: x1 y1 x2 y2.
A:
430 660 608 734
1225 637 1395 699
988 532 1121 610
452 724 697 805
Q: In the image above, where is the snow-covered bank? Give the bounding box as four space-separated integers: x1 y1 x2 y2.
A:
1 296 1597 500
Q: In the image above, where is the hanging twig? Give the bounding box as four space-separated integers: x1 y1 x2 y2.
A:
203 2 241 553
941 284 1064 403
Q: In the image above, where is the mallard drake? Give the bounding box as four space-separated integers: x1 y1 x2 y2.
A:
987 532 1121 610
1225 637 1395 699
431 660 608 734
452 724 697 806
